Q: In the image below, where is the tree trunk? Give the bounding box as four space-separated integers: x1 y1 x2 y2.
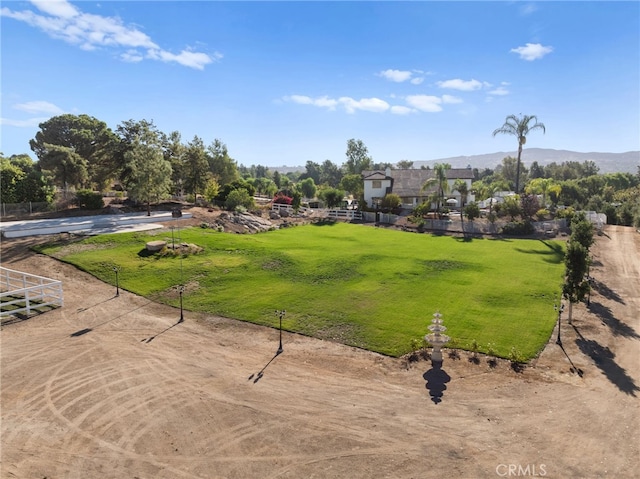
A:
568 301 573 324
515 142 523 193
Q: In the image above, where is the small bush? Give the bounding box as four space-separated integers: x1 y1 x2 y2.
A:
501 221 534 236
75 189 104 210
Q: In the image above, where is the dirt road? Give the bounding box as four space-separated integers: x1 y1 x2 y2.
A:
1 225 638 478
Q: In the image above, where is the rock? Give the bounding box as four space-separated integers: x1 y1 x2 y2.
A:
146 240 167 252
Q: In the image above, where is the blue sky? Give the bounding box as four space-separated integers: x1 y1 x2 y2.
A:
1 1 639 168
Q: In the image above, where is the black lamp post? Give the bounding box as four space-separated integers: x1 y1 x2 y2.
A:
275 309 285 354
179 285 184 322
554 303 565 346
113 266 120 296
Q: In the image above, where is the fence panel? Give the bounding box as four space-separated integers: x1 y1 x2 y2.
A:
0 267 64 318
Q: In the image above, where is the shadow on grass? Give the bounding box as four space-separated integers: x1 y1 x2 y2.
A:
137 249 156 258
589 301 638 339
590 279 625 304
513 240 565 264
311 219 338 227
423 361 451 404
573 326 639 396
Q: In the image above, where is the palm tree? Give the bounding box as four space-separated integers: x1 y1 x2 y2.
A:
421 163 449 218
453 178 469 227
492 114 546 194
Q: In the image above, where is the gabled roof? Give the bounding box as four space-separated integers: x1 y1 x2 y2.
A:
362 168 474 197
362 171 390 181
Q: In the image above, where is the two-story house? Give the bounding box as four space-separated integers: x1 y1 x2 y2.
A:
362 167 475 210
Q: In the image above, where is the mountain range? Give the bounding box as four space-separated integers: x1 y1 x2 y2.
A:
273 149 639 175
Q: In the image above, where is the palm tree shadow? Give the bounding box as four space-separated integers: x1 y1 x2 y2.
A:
588 301 639 339
423 361 451 404
573 327 639 396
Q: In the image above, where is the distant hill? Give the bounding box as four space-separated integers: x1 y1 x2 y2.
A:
413 148 640 175
271 149 639 175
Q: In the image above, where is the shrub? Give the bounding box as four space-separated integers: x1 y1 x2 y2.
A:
225 188 254 211
501 221 534 236
464 202 480 221
273 193 293 205
75 189 104 210
381 193 401 210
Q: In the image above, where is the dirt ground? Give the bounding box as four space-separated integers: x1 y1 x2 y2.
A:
1 220 638 479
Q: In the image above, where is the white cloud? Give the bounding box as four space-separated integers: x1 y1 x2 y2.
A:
121 49 144 63
0 117 50 127
284 95 338 110
488 86 509 96
441 95 463 104
510 43 553 61
378 69 413 82
1 0 219 69
436 79 484 91
14 101 65 115
410 77 424 85
405 95 443 112
339 97 390 114
31 0 79 19
390 105 416 115
284 95 392 114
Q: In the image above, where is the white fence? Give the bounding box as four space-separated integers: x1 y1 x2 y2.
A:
327 209 363 221
0 267 64 318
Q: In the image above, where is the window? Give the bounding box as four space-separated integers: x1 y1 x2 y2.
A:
372 180 382 189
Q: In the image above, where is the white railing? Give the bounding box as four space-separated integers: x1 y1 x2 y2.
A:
0 267 64 318
327 209 363 220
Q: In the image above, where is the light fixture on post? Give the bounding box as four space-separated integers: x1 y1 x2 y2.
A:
554 302 565 346
113 266 120 297
275 309 286 354
179 285 185 323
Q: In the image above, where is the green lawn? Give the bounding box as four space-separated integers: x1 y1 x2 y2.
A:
37 222 565 359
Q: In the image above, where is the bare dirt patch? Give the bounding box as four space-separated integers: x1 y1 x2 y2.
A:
1 225 638 478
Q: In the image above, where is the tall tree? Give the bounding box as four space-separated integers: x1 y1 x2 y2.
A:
113 119 164 187
303 161 321 184
344 139 373 175
453 178 469 226
421 163 450 217
397 160 414 169
4 154 55 203
30 114 116 189
339 174 364 199
492 114 546 194
525 178 555 207
123 130 172 215
161 130 185 197
182 136 210 202
320 160 342 187
38 144 89 191
208 139 239 185
299 177 317 199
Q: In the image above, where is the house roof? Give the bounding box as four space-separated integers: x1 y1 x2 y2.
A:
362 171 389 180
362 168 474 197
